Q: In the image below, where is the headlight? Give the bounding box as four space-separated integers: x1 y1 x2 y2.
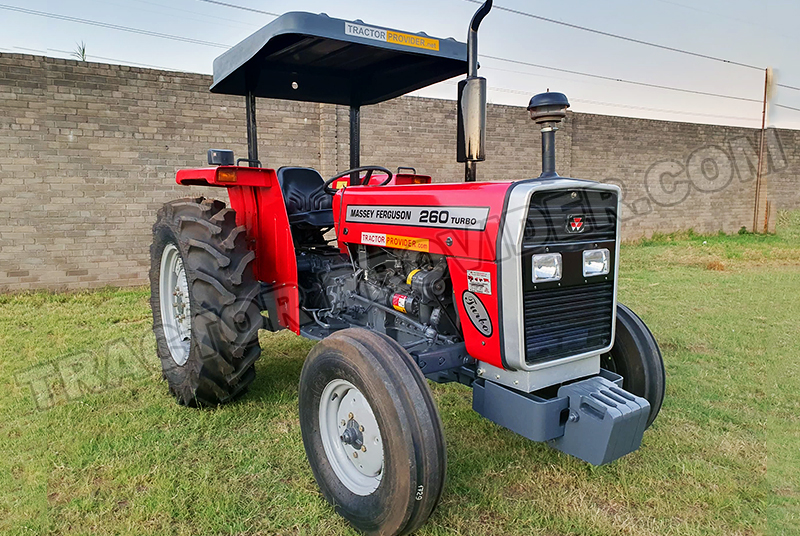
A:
583 248 610 277
532 253 562 282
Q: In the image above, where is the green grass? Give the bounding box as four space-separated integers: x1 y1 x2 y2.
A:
2 212 799 536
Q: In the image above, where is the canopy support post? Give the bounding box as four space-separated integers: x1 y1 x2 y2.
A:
349 105 361 185
246 91 259 167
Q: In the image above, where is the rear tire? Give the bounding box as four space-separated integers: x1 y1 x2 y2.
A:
602 303 666 428
299 328 446 536
149 197 262 406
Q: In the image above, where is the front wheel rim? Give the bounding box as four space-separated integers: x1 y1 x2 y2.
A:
159 243 192 366
319 379 384 496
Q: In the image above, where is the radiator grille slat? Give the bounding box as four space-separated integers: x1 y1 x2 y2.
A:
523 299 613 322
524 282 614 364
524 306 613 333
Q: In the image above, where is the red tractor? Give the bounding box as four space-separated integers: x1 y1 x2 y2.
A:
150 2 665 534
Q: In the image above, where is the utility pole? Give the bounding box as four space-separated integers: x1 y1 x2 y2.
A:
753 67 774 233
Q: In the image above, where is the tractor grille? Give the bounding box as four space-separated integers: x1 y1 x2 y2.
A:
521 188 618 365
523 282 614 364
523 189 617 246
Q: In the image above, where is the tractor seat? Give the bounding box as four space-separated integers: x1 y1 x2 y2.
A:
277 167 335 229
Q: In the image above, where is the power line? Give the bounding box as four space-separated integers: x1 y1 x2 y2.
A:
570 97 758 122
195 0 278 17
193 0 757 105
47 49 182 71
484 62 762 107
3 43 765 121
0 39 772 123
200 0 775 115
481 54 762 104
653 0 795 43
497 89 758 122
443 80 758 123
130 0 260 28
104 0 260 32
4 0 764 108
461 0 764 71
652 0 768 31
9 45 47 54
0 4 230 49
0 1 772 116
1 44 193 72
774 103 800 113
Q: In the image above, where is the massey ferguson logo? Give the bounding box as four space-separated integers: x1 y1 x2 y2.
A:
567 215 586 233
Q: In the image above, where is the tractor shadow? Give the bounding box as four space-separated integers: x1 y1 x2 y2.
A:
244 330 315 404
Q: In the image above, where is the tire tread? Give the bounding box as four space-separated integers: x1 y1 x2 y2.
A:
150 196 262 407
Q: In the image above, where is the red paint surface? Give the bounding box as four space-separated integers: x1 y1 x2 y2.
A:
365 173 432 186
333 181 513 261
447 258 503 368
176 166 274 187
176 172 515 354
175 167 299 334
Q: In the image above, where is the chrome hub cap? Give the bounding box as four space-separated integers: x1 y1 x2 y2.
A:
159 243 192 366
319 379 384 495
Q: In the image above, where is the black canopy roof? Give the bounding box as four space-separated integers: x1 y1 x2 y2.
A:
210 11 468 107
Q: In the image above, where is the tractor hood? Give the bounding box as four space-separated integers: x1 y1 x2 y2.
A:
333 178 616 261
333 182 513 261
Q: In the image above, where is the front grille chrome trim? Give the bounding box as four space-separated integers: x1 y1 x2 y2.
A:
498 178 621 375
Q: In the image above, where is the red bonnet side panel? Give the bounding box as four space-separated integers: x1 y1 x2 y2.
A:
333 182 512 261
332 181 513 369
447 258 503 369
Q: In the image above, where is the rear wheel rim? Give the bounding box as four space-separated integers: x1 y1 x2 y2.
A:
159 243 192 366
319 379 384 496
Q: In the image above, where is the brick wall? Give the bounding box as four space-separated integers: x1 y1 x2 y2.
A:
0 53 797 291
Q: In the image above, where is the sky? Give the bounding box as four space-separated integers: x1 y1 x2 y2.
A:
1 0 799 130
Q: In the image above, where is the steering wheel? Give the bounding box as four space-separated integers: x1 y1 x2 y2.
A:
323 166 394 195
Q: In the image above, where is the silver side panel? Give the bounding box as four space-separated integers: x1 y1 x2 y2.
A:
494 179 622 387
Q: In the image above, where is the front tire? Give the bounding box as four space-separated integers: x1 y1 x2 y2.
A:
602 303 666 428
299 329 446 536
150 197 262 406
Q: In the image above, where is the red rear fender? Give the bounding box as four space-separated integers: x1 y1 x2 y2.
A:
176 167 299 334
176 166 275 188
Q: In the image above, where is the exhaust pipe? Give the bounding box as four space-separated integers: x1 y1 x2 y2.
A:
457 0 493 182
467 0 493 79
